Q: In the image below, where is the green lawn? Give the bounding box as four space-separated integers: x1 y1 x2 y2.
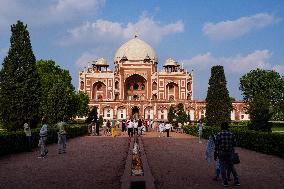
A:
272 124 284 133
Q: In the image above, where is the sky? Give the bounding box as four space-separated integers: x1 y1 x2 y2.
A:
0 0 283 100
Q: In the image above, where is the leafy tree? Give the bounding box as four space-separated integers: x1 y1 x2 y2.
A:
98 115 104 128
0 21 41 130
176 103 188 125
167 105 175 123
36 59 80 123
46 83 69 124
86 106 98 124
247 94 273 131
240 69 284 121
187 111 191 123
76 91 89 117
205 65 232 126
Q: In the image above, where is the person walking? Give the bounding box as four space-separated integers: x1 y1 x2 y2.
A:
112 122 117 137
106 120 111 136
127 119 134 137
205 134 221 181
138 119 142 135
165 122 171 137
38 118 48 158
159 122 165 137
198 120 203 143
57 119 67 154
23 122 32 151
121 120 126 133
214 122 240 187
133 120 138 135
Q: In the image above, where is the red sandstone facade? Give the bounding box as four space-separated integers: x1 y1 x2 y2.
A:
79 37 248 121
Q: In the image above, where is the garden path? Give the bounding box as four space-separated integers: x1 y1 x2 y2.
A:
142 131 284 189
0 131 283 189
0 135 129 189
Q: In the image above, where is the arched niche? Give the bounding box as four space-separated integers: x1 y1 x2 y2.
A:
124 74 147 100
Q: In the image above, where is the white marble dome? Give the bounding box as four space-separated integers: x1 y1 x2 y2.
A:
114 37 157 62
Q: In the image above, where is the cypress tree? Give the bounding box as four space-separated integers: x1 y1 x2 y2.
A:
0 21 41 130
167 105 175 124
205 65 232 126
176 103 188 125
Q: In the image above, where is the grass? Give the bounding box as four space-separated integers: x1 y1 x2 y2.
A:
272 124 284 133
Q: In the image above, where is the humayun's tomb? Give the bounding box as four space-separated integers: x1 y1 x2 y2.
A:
78 36 249 121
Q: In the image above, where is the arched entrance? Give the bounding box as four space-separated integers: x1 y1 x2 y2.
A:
132 106 139 120
124 74 147 100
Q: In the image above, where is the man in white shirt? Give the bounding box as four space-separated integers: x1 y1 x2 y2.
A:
127 119 134 137
133 120 138 135
165 122 171 137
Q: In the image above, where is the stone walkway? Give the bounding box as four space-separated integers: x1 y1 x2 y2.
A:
142 131 284 189
0 135 129 189
0 131 284 189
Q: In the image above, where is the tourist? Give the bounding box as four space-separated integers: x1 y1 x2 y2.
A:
177 122 182 133
91 122 96 136
106 120 111 135
159 122 165 137
205 134 220 181
23 121 32 151
127 119 134 137
88 122 92 135
122 120 126 133
150 120 153 131
57 118 67 154
112 123 117 137
198 120 203 143
133 120 138 135
165 122 171 137
214 122 240 187
38 118 48 158
116 120 120 128
138 119 142 135
153 121 158 132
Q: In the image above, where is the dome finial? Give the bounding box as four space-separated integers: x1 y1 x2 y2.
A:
134 31 138 38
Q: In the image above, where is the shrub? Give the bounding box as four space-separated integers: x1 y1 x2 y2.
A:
183 125 284 158
0 124 88 156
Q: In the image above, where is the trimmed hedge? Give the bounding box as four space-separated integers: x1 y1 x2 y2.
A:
0 124 88 156
183 125 284 158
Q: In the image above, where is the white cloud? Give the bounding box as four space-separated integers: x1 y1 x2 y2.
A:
59 14 184 46
203 13 279 40
182 50 283 74
75 52 98 69
44 0 105 23
75 46 116 69
0 0 105 28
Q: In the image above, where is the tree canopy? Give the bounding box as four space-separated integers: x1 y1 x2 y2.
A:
247 94 273 131
0 21 41 130
167 105 175 124
176 103 188 125
36 60 89 124
240 69 284 121
205 65 232 126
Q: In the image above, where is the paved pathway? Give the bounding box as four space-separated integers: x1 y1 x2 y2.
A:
142 131 284 189
1 131 284 189
0 135 129 189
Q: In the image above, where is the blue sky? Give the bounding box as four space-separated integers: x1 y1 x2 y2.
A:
0 0 283 100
